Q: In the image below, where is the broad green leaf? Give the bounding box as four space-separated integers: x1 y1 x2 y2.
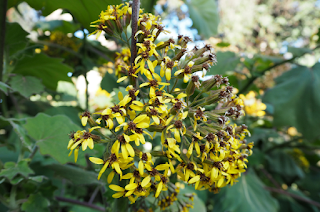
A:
12 53 72 90
8 120 34 151
0 159 34 180
44 106 81 126
287 46 312 57
213 170 279 212
208 51 240 75
186 0 219 38
5 22 28 57
263 63 320 140
0 81 10 95
25 0 122 32
278 188 319 212
21 193 50 212
140 0 157 13
8 75 45 98
23 113 80 164
45 164 103 185
266 151 304 180
101 72 119 93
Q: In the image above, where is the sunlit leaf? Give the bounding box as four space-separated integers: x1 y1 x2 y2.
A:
186 0 219 38
208 51 240 75
25 0 122 32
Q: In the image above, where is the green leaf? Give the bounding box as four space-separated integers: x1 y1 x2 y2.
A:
45 164 103 185
25 0 122 32
35 20 80 34
213 170 279 212
263 63 320 140
180 185 207 212
23 113 80 164
140 0 157 13
8 120 34 151
8 75 45 98
208 51 240 75
44 106 81 126
287 46 312 57
186 0 219 38
21 193 50 212
0 81 10 95
101 72 119 93
12 53 72 90
5 22 28 57
266 151 304 180
0 159 34 180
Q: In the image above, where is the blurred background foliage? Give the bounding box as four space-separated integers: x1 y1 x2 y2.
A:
0 0 320 211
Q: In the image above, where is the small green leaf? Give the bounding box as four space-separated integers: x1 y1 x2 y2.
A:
263 63 320 140
21 193 50 212
0 81 10 95
23 113 80 164
0 159 34 180
216 42 230 47
8 75 45 98
208 51 240 75
213 170 279 212
186 0 219 38
12 53 72 90
101 72 119 93
45 164 103 185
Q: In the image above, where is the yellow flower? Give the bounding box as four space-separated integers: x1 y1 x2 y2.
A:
174 61 194 83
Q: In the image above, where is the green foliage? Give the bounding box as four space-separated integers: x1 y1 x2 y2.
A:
5 22 28 57
21 193 50 212
8 75 45 98
12 53 72 90
45 164 103 185
25 0 122 32
0 159 34 181
186 0 219 38
101 72 119 93
263 63 320 140
213 170 279 212
208 51 240 75
23 113 80 164
0 81 10 95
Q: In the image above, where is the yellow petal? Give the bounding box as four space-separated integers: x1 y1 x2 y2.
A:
89 157 104 164
82 139 88 151
88 138 94 149
125 183 138 191
152 116 160 125
117 76 128 83
136 122 149 128
155 181 163 198
74 148 79 163
133 114 148 123
138 160 144 176
121 144 128 159
112 192 124 198
141 175 151 187
126 143 135 157
107 171 115 184
109 184 125 192
81 116 88 126
188 175 200 184
98 162 109 180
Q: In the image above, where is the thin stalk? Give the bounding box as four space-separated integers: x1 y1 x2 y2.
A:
55 196 105 212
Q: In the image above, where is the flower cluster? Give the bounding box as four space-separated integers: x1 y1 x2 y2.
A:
68 3 253 211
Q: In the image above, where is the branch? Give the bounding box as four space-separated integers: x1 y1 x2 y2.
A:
55 196 105 212
238 44 320 94
0 0 7 82
264 186 320 208
259 167 281 189
130 0 140 65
